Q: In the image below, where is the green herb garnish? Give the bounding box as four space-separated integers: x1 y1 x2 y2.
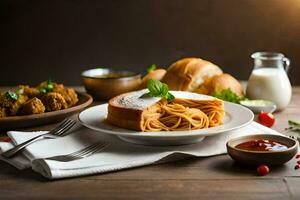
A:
5 91 18 101
288 120 300 128
39 88 47 95
141 79 174 101
46 79 54 90
147 64 157 73
212 88 246 103
39 79 54 95
285 120 300 134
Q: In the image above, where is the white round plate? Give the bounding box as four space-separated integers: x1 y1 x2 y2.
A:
79 102 254 146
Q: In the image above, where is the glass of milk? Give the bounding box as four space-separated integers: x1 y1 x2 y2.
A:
246 52 292 111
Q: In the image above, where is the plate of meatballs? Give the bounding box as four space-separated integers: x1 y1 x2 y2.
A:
0 80 93 129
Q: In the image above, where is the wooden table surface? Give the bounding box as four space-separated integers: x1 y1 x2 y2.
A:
1 87 300 200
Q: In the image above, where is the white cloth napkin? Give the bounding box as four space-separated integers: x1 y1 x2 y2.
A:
0 122 282 179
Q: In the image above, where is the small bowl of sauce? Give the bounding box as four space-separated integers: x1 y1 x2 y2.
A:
82 68 142 100
227 134 298 166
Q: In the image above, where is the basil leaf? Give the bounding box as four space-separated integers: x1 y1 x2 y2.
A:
141 92 154 98
5 91 18 101
141 79 174 102
147 79 162 96
147 64 157 73
161 83 169 96
165 92 175 101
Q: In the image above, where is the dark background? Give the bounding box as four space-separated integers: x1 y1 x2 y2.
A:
1 0 300 86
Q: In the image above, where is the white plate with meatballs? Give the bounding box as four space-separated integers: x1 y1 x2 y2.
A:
0 81 93 129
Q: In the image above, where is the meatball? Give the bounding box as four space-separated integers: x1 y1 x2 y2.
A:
20 97 45 115
52 83 65 92
0 92 6 117
41 92 68 111
38 81 78 109
18 85 40 98
0 93 28 116
66 88 78 106
9 95 28 116
49 83 78 107
0 93 11 108
57 88 78 107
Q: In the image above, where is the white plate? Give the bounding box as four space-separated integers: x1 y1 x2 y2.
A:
79 102 254 146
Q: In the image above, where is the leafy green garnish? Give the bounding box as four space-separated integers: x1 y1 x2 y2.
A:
39 79 54 95
165 92 175 101
212 88 246 103
141 79 174 101
46 79 54 90
5 91 18 101
288 120 300 128
39 88 47 95
285 120 300 134
147 64 157 73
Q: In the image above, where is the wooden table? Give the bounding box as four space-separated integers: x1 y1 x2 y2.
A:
1 87 300 200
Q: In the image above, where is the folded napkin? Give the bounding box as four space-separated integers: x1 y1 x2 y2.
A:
0 122 282 179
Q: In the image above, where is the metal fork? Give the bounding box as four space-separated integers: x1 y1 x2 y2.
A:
45 141 109 162
2 118 77 158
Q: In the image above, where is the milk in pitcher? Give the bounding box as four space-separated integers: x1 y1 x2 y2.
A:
246 52 292 111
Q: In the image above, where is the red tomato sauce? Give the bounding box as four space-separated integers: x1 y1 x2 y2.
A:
235 139 288 151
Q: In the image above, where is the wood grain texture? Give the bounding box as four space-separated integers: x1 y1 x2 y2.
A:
0 86 300 199
0 179 290 200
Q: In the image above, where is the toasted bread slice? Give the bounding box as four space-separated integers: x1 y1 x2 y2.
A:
107 89 224 131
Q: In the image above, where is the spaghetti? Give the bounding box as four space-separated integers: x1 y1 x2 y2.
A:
142 98 224 131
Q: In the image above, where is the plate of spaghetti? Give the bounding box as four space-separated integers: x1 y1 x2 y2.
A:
79 89 254 146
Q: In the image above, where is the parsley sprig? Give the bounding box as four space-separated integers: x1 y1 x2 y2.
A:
141 79 175 101
39 79 54 95
212 88 246 103
5 91 18 101
285 120 300 134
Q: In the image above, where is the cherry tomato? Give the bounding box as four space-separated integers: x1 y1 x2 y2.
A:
258 112 275 127
295 165 300 170
257 165 270 176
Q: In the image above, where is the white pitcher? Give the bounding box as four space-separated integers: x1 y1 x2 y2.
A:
246 52 292 111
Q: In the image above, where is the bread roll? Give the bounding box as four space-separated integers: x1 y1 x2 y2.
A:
195 73 244 96
140 69 166 89
162 58 223 91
